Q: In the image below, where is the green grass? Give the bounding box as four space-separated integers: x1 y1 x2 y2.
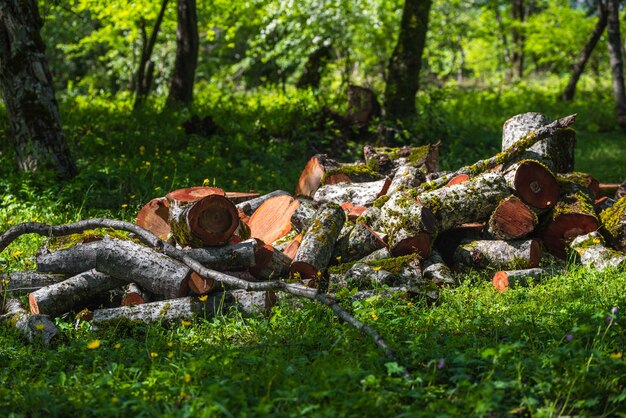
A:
1 79 626 416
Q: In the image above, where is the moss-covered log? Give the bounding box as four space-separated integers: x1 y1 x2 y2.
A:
290 203 346 280
2 298 58 346
454 239 541 270
328 255 422 293
321 163 383 185
29 269 125 317
135 197 171 241
96 238 194 298
600 195 626 252
417 172 510 231
559 172 600 198
0 272 67 295
422 249 455 287
356 206 384 231
570 231 626 271
313 178 391 207
492 268 545 292
167 188 239 247
487 195 538 240
380 192 437 257
36 240 100 275
502 160 559 210
434 223 484 264
291 198 317 233
387 164 425 195
541 179 599 259
363 143 440 176
295 154 341 197
333 222 387 263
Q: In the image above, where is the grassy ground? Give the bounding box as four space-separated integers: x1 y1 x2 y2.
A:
1 80 626 417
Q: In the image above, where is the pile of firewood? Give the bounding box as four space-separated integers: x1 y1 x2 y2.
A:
2 112 626 348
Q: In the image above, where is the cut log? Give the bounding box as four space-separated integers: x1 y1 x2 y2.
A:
328 255 422 293
340 203 367 222
121 283 153 306
422 249 455 287
0 272 67 295
356 206 383 231
249 243 292 280
183 239 257 271
386 164 425 195
313 178 391 207
291 198 317 233
168 191 239 247
36 240 100 275
598 183 621 198
380 192 437 257
541 179 599 259
363 143 440 177
559 172 600 198
487 195 538 240
570 231 626 271
453 239 541 270
595 196 615 214
492 268 545 292
135 197 171 241
2 298 58 346
95 238 193 298
358 247 393 263
235 190 291 217
502 160 559 210
321 163 383 186
29 269 125 317
415 114 577 194
248 194 300 244
295 154 341 197
92 293 234 326
502 112 576 173
225 191 260 205
616 181 626 199
282 234 302 259
230 290 277 315
333 222 386 264
417 172 510 231
446 174 469 186
600 195 626 253
434 223 484 264
290 203 346 280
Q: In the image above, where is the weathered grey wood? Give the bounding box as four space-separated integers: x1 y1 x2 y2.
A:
415 114 577 194
333 222 386 263
183 239 257 271
36 240 100 274
422 249 455 287
487 195 538 240
249 243 292 280
600 195 626 253
502 112 576 173
329 256 422 293
290 198 317 233
381 191 437 257
29 269 125 317
0 272 67 295
358 247 393 263
236 190 290 217
356 206 383 231
3 298 58 346
386 164 424 195
570 231 626 271
230 290 277 315
492 268 545 292
92 293 233 326
290 203 346 280
96 238 192 298
313 179 390 207
418 172 510 231
454 239 541 270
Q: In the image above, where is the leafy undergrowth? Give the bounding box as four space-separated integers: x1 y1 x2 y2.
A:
1 80 626 416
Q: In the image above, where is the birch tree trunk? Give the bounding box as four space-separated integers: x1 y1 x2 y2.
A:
0 0 76 178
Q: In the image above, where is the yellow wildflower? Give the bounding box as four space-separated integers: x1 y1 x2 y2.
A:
184 373 191 383
202 178 210 186
7 220 12 225
114 343 121 349
372 266 382 271
150 352 158 358
111 397 119 404
610 352 623 360
370 311 379 321
198 295 208 302
168 351 174 359
35 324 45 331
167 341 174 348
87 339 101 349
181 320 192 327
121 204 128 209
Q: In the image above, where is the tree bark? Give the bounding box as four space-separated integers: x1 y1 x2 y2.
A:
422 249 455 287
383 0 433 122
134 0 170 109
570 231 626 271
600 195 626 252
36 240 100 275
2 298 58 346
606 0 626 130
0 0 76 178
296 45 332 90
184 239 258 271
363 143 440 177
510 0 526 79
560 1 608 101
249 242 292 280
332 222 387 263
167 0 199 106
453 238 541 270
314 179 391 207
1 272 67 295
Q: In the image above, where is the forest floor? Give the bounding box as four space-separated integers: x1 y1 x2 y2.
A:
0 79 625 416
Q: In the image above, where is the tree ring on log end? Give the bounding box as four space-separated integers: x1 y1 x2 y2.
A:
492 271 509 293
542 213 599 259
188 195 239 246
514 161 559 209
136 197 171 240
188 272 215 295
166 186 225 202
391 231 431 258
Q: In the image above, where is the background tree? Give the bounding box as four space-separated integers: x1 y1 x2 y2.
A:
167 0 199 106
605 0 626 130
383 0 433 123
0 0 76 178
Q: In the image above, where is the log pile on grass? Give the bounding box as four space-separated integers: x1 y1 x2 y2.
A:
2 112 626 371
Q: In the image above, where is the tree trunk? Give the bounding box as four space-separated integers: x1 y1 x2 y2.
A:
606 0 626 130
134 0 170 109
0 0 76 178
511 0 526 79
249 242 292 280
560 1 608 101
383 0 432 122
167 0 199 106
296 45 332 89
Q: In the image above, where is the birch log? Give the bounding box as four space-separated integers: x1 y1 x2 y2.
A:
36 240 100 274
0 272 67 295
121 283 153 306
291 203 346 280
2 298 58 346
29 269 125 317
570 231 626 271
600 195 626 252
454 239 541 270
333 222 387 263
313 178 391 207
386 164 424 195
